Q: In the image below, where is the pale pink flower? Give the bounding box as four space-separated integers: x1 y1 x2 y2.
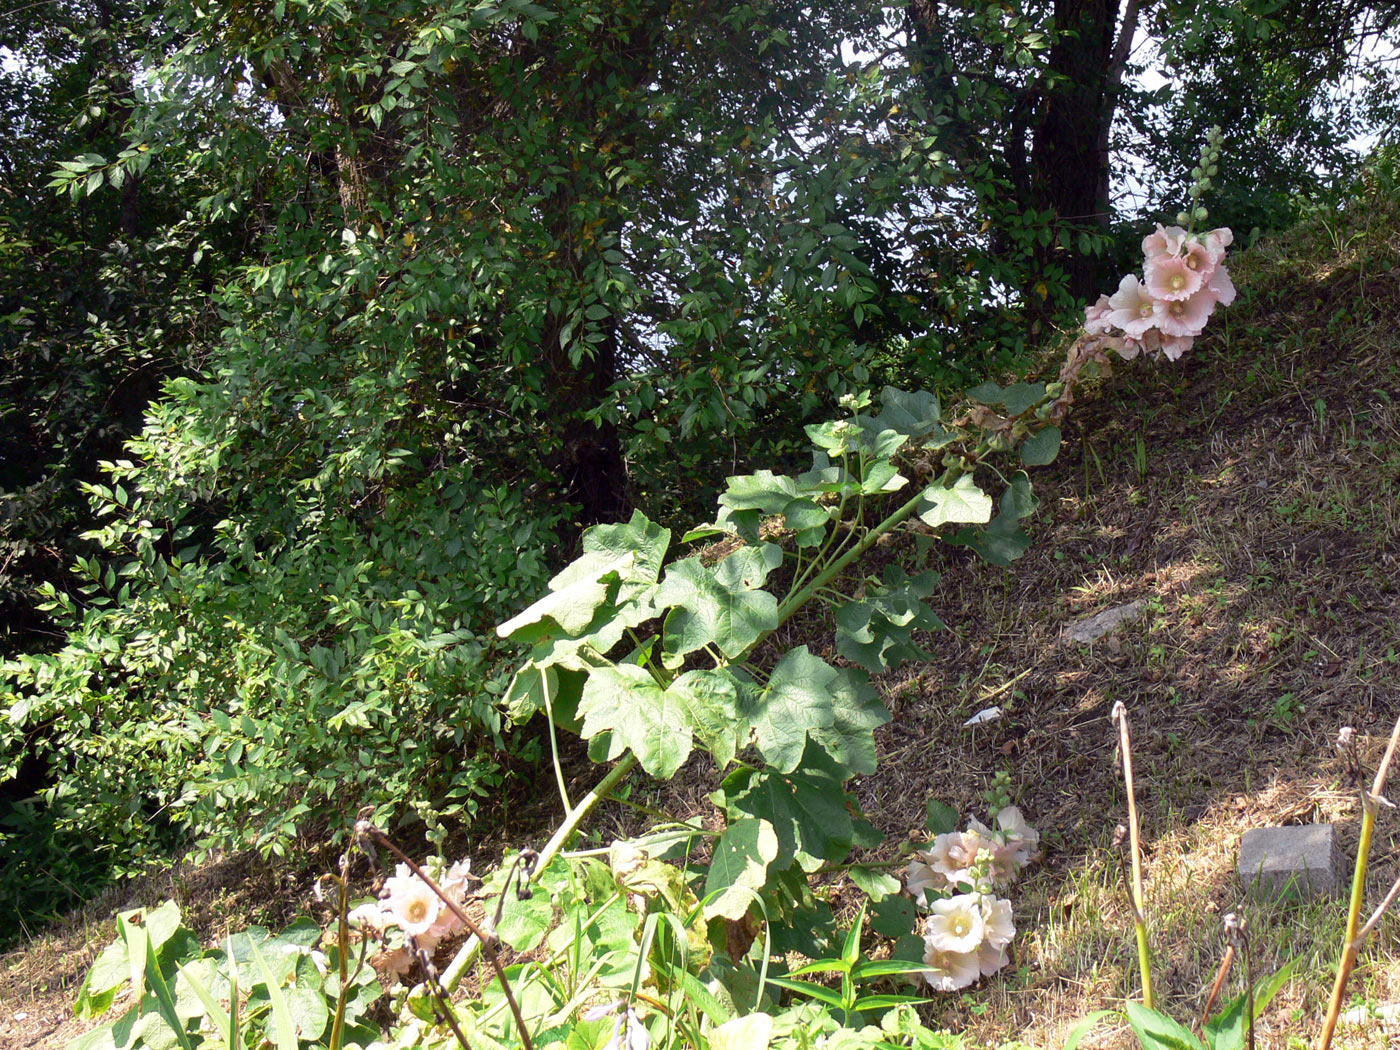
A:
927 830 992 887
1115 335 1144 360
905 853 945 905
1206 263 1236 307
920 942 981 992
995 807 1039 866
1153 285 1217 337
1084 294 1114 335
1144 253 1205 301
1106 275 1159 338
1142 224 1187 260
1202 227 1234 263
977 941 1010 977
348 902 387 933
924 893 986 954
981 896 1016 948
380 947 414 976
1158 335 1194 361
382 873 441 936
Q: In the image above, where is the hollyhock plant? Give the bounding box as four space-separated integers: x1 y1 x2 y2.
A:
906 807 1038 991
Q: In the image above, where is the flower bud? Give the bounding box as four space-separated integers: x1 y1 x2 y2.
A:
1044 381 1065 398
1194 206 1208 222
1176 211 1191 226
1208 164 1218 176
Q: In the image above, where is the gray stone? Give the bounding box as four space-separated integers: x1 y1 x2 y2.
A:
1063 600 1144 645
1238 824 1341 899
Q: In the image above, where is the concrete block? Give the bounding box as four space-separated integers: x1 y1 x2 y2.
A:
1237 823 1341 899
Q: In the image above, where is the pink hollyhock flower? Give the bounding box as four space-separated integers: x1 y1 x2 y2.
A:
1159 335 1194 361
977 941 1010 977
1153 285 1217 337
926 831 984 886
981 896 1016 949
1084 294 1114 335
382 872 441 936
1202 227 1234 263
348 902 387 933
1115 335 1143 360
1206 263 1236 307
925 893 986 953
380 947 414 976
1107 275 1159 338
1142 224 1187 260
905 852 946 905
1144 253 1205 301
995 807 1039 867
920 942 981 991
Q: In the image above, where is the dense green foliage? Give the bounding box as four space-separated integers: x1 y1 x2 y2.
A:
2 0 1397 936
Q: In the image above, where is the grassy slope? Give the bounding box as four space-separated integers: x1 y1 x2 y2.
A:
851 171 1400 1047
3 174 1399 1049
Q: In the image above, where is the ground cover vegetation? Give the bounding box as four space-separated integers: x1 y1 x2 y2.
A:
2 0 1400 1045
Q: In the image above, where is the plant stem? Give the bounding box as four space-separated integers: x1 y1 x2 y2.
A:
1112 701 1153 1009
776 486 927 626
438 754 640 996
1317 712 1400 1050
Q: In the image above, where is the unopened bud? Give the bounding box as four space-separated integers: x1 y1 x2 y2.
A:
1194 206 1208 222
1208 164 1218 176
1176 211 1191 226
1044 381 1065 398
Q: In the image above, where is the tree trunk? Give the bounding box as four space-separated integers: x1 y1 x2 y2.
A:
1029 0 1117 301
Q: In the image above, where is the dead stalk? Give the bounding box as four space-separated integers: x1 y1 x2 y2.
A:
1112 700 1153 1009
1317 713 1400 1050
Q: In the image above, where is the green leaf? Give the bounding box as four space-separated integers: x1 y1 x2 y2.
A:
951 512 1032 567
703 818 778 921
174 961 231 1041
496 551 634 643
138 930 197 1050
658 545 781 658
495 893 553 952
965 381 1045 415
577 664 696 778
246 936 299 1050
873 387 943 439
1064 1011 1114 1050
1202 958 1299 1050
1021 425 1062 466
1123 1001 1205 1050
917 474 992 529
924 799 959 834
835 565 943 673
807 667 889 777
949 473 1038 566
745 646 839 772
581 511 671 605
869 895 916 939
847 865 901 902
717 750 854 872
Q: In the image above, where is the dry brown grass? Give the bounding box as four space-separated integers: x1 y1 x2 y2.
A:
5 178 1400 1050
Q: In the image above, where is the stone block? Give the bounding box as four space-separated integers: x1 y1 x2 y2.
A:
1237 823 1341 899
1063 601 1144 645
